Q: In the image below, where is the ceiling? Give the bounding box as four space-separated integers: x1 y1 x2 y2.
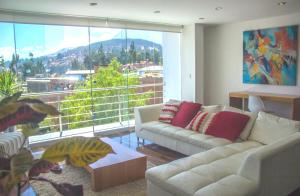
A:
0 0 300 25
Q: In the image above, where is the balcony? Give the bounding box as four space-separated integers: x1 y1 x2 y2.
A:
25 83 163 145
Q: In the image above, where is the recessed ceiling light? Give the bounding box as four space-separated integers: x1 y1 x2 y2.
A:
277 1 287 6
198 17 205 20
154 10 161 14
89 2 98 6
215 6 223 11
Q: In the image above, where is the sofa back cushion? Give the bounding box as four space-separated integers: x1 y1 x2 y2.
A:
158 100 181 124
171 101 202 128
248 111 300 144
185 111 209 132
223 106 257 140
201 105 223 114
205 111 250 141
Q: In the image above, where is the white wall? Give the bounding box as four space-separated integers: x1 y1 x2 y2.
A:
204 12 300 106
195 24 204 103
162 32 181 101
181 24 196 101
181 24 204 102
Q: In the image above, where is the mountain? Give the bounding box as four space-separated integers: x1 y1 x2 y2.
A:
12 38 162 75
52 38 162 58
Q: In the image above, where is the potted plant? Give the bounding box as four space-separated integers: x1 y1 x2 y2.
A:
0 92 114 196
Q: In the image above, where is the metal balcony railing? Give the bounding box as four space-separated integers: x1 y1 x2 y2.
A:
22 83 163 142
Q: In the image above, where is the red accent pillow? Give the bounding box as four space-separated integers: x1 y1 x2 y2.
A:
171 101 202 128
205 111 250 141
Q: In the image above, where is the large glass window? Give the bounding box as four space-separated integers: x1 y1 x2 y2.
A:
0 22 19 95
0 21 180 143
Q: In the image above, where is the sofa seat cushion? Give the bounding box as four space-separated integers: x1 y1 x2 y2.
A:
141 121 232 149
146 141 262 196
187 134 231 149
194 175 258 196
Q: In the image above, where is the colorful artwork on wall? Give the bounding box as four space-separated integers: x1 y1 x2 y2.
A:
243 25 298 85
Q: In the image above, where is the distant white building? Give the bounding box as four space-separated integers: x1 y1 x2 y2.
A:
137 66 163 77
65 70 95 80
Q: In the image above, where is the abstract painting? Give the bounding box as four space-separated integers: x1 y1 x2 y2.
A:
243 25 298 85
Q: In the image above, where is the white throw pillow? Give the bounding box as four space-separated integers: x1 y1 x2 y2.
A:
222 106 257 141
249 111 300 144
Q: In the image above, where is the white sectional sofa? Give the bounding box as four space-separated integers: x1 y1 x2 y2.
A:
134 104 232 155
134 104 300 196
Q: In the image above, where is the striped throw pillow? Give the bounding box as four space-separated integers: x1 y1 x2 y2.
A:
185 111 209 132
158 100 181 124
203 113 217 133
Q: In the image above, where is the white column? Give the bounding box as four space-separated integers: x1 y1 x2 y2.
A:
162 32 181 102
180 24 204 103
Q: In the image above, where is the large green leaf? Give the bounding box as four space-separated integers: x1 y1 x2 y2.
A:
11 149 34 178
2 149 34 194
0 91 22 108
42 137 114 167
18 123 39 137
29 103 60 116
0 102 23 119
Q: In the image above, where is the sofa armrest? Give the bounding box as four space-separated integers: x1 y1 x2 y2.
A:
238 132 300 196
134 104 163 134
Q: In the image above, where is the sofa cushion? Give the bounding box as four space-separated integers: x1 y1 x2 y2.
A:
185 111 209 132
205 111 250 141
248 111 300 144
171 101 202 128
158 100 181 124
194 175 258 196
201 105 223 114
141 121 232 149
223 106 258 141
146 141 262 196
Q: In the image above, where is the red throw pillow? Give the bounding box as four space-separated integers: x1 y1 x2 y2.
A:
205 111 250 141
171 101 202 128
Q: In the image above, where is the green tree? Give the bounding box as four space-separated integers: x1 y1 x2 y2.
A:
35 59 45 74
9 54 19 74
0 70 19 96
56 53 63 60
71 59 85 70
153 49 160 65
0 56 4 69
60 58 152 130
145 50 151 61
129 41 137 64
21 61 34 78
119 48 127 65
98 44 106 66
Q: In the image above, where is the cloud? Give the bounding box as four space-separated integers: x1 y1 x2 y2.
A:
0 47 15 60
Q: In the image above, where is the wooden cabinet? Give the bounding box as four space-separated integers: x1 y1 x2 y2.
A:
229 91 300 121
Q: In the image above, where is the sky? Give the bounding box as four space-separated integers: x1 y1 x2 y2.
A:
0 22 163 60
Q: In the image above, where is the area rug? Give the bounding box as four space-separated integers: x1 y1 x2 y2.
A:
31 162 155 196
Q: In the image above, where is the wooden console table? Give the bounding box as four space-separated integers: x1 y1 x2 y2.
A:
229 91 300 121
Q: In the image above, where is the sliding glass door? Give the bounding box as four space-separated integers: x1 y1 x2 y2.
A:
0 21 180 143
